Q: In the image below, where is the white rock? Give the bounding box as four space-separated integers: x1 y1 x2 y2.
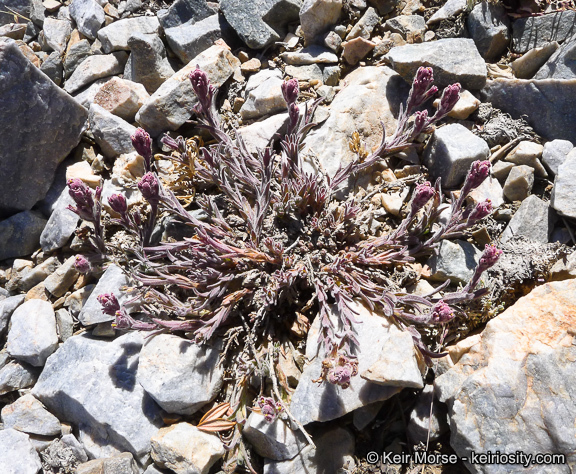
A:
243 412 307 460
69 0 105 40
240 69 285 120
97 16 161 53
0 429 42 474
1 393 61 436
43 18 72 53
7 299 59 367
300 0 342 45
505 140 547 177
137 335 224 415
64 52 128 94
290 300 422 425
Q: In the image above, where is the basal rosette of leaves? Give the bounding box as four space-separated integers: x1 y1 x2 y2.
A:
66 66 501 464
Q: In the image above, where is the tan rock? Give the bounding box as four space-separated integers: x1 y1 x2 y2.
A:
433 88 480 120
66 161 102 188
94 77 150 122
240 57 261 74
151 423 225 474
342 37 375 65
435 279 576 470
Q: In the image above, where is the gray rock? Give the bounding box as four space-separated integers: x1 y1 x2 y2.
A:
33 332 164 462
78 264 130 326
551 150 576 219
0 210 47 260
280 45 339 64
542 139 573 177
503 164 534 202
262 0 302 33
290 301 421 425
501 195 557 244
136 44 240 137
0 0 38 26
151 423 225 474
511 42 559 79
126 32 175 93
426 0 466 25
387 38 487 90
44 256 80 297
137 334 224 415
244 413 307 460
0 360 40 395
97 16 161 53
534 35 576 79
237 113 289 155
549 250 576 281
240 69 285 120
64 284 94 317
40 51 64 86
511 10 576 53
0 429 42 474
165 14 222 64
285 63 323 82
423 124 490 188
220 0 280 49
482 78 576 143
435 279 576 473
407 385 449 444
63 39 92 79
466 1 510 62
76 453 139 474
64 51 128 94
39 189 80 253
69 0 105 40
89 103 137 158
72 78 108 109
18 256 60 292
60 434 89 463
42 17 71 53
1 393 61 436
264 426 355 473
347 6 380 40
7 299 59 367
0 295 25 338
0 39 87 215
157 0 214 29
385 14 426 39
302 66 408 180
428 239 482 285
299 0 342 45
55 308 74 342
143 465 168 474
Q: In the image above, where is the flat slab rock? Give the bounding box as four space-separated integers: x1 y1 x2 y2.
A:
385 38 487 90
482 78 576 144
302 65 409 179
290 301 423 425
32 332 164 462
435 279 576 473
0 38 87 215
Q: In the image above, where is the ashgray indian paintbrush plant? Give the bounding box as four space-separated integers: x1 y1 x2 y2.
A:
67 67 500 394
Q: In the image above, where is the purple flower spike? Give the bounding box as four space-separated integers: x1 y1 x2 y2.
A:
407 67 438 111
437 83 461 116
108 193 128 215
464 160 491 193
411 181 435 214
469 199 493 222
189 67 216 108
413 110 429 135
131 128 152 169
430 300 455 323
138 172 160 205
281 78 299 105
97 293 120 316
478 244 502 272
74 255 91 274
67 178 95 221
